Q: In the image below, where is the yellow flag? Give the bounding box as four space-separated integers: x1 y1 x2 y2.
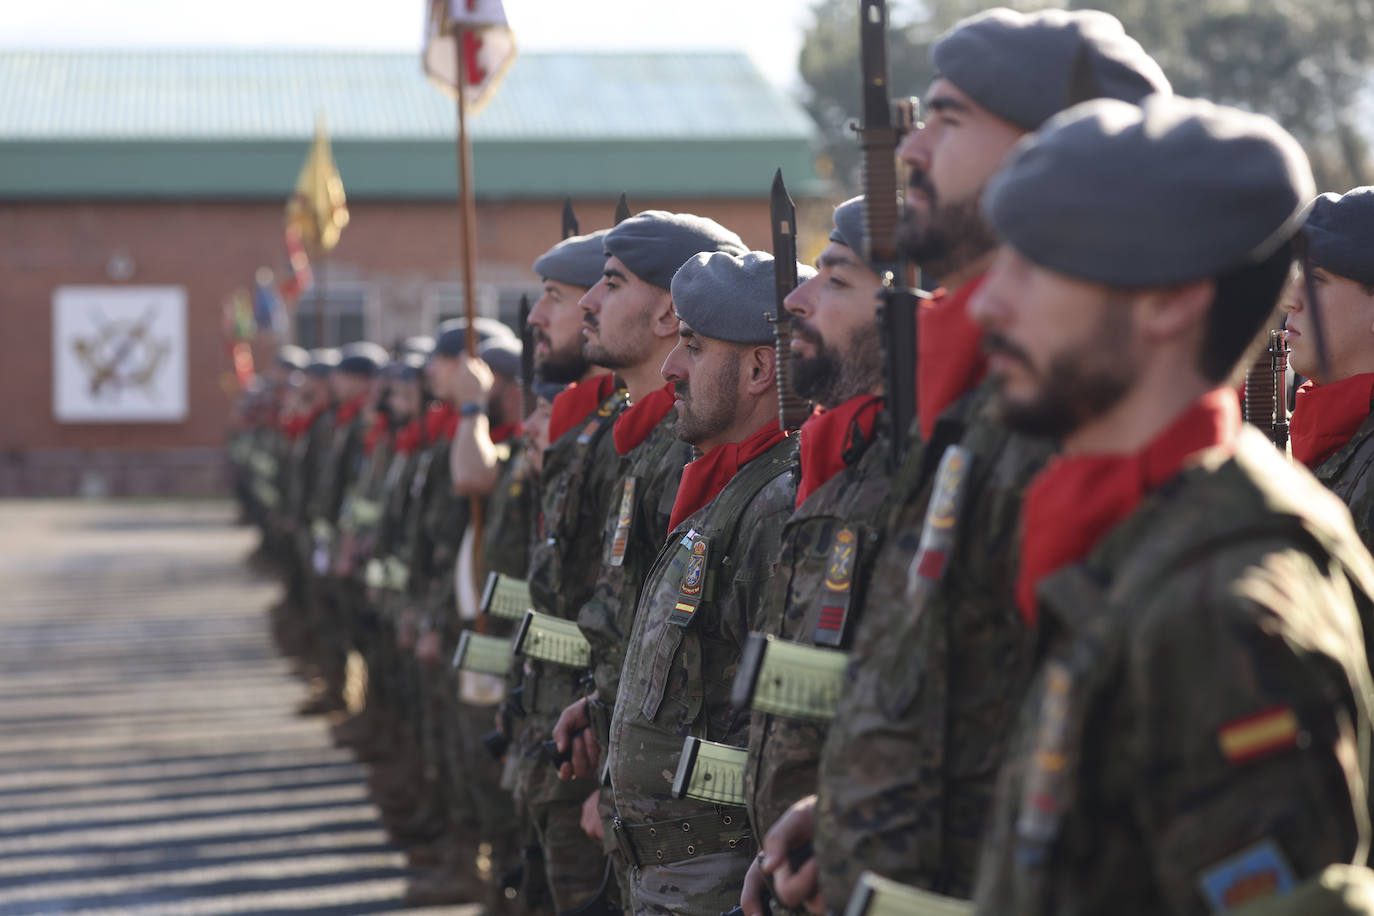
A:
286 116 350 253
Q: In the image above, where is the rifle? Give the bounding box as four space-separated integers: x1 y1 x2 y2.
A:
1243 328 1289 451
615 192 632 226
770 170 812 430
517 293 535 419
562 196 579 239
858 0 927 470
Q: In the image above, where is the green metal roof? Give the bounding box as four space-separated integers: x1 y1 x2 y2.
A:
0 49 822 199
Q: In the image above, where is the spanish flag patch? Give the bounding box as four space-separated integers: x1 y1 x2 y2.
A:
1217 705 1299 765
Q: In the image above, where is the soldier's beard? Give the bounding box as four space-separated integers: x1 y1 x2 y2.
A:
895 178 999 284
673 352 741 446
791 319 883 408
536 334 590 385
984 309 1138 439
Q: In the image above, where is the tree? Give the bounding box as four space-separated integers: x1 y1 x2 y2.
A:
797 0 1374 193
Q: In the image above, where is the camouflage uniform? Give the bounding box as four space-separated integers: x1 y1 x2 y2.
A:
607 436 797 916
974 428 1374 916
814 383 1053 904
515 384 626 911
1311 412 1374 553
304 400 374 695
743 425 890 838
577 408 693 894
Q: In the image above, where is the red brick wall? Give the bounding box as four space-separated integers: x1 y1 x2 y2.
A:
0 196 777 495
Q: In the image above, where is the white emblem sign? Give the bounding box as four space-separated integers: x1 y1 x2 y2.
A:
52 286 189 423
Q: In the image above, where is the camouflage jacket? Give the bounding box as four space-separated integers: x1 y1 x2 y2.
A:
974 428 1374 916
1313 411 1374 554
579 408 694 743
514 385 626 807
308 407 370 534
335 431 394 575
484 445 537 581
814 383 1053 905
607 436 797 827
743 425 891 837
285 407 335 526
412 434 472 647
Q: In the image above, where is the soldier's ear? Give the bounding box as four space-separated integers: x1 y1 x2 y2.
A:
650 291 680 340
743 344 776 396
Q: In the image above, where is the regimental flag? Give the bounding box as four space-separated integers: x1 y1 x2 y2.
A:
286 116 350 254
277 224 315 306
422 0 517 113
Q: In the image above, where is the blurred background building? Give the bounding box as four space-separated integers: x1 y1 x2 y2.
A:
0 48 822 497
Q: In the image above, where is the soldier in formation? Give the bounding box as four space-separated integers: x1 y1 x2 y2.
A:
227 6 1374 915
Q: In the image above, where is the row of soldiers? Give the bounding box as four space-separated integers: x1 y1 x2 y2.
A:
228 6 1374 915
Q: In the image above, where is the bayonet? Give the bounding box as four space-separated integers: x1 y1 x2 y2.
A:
562 197 579 240
858 0 927 469
615 193 632 226
518 294 535 419
770 170 811 430
1243 328 1289 451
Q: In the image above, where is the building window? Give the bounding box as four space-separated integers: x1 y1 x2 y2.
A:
294 284 373 348
420 283 532 336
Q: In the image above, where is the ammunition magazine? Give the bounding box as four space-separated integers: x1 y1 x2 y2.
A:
451 630 514 677
731 633 847 722
671 735 749 807
512 609 592 669
843 870 972 916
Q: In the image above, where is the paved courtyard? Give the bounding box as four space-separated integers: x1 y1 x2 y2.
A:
0 501 474 916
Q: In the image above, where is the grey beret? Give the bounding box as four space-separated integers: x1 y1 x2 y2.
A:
605 210 749 291
932 8 1170 132
828 196 882 274
337 341 390 377
305 348 340 378
985 95 1315 288
434 316 518 358
403 335 435 357
1304 188 1374 285
393 352 428 382
533 230 612 289
277 344 310 372
479 336 522 380
533 380 567 403
671 250 818 345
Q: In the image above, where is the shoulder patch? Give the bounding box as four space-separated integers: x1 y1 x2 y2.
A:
1218 705 1299 765
1198 839 1297 912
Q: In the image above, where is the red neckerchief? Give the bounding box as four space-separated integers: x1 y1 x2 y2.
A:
796 394 883 507
614 383 677 456
423 402 459 445
1016 388 1240 626
363 413 390 455
335 393 369 427
917 275 988 440
281 404 326 441
491 422 519 444
1290 374 1374 468
668 420 789 533
548 373 617 444
393 417 424 455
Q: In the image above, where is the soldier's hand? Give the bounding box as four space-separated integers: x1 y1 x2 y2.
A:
762 794 822 913
739 855 772 916
452 353 495 405
552 697 599 780
580 789 604 842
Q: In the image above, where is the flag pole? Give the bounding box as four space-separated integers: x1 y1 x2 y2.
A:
455 28 480 359
315 251 328 348
453 22 486 598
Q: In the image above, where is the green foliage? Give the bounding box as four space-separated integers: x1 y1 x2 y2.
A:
797 0 1374 192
